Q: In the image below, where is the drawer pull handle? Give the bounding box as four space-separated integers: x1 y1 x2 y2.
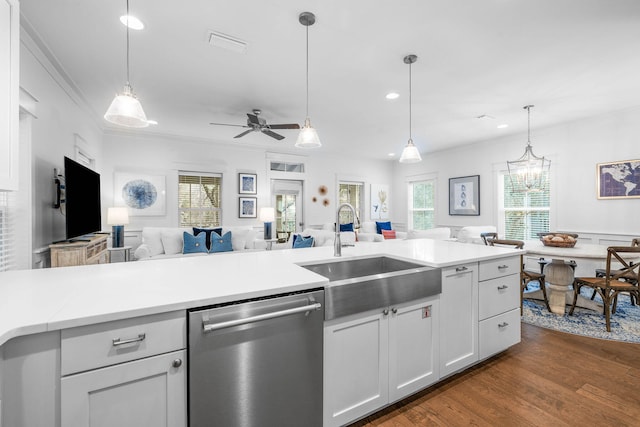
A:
112 333 146 346
498 265 509 269
497 285 509 290
455 266 468 272
498 322 509 328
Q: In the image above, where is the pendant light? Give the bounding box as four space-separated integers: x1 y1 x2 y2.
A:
399 54 422 163
104 0 149 128
507 105 550 192
295 12 321 148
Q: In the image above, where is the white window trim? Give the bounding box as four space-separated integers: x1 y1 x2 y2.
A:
406 172 437 230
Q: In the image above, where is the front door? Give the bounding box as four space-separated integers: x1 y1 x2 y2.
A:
271 179 304 242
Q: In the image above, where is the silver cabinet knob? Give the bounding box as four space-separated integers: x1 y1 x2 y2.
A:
391 308 398 314
382 309 389 316
172 358 183 368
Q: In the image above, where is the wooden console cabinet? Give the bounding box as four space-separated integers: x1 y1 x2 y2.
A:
50 234 109 267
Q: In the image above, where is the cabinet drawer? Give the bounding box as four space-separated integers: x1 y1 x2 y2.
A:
479 256 520 281
479 308 521 360
62 311 186 376
478 274 519 320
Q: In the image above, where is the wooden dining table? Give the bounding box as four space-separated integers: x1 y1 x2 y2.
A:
523 240 613 314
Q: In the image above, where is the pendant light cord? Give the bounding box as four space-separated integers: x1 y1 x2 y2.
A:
125 0 131 86
408 60 412 141
305 24 309 118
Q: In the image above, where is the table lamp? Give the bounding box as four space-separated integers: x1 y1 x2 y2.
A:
259 207 275 240
107 207 129 248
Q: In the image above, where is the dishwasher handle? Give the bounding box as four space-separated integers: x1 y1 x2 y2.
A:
203 302 322 333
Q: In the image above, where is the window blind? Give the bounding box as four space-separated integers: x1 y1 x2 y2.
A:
0 191 15 272
178 173 222 227
500 172 550 240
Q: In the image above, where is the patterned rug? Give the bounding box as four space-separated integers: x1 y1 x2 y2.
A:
521 282 640 343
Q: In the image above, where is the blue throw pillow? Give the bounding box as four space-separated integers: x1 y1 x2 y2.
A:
292 234 314 249
339 223 354 232
193 227 222 251
183 232 208 254
376 221 392 234
210 231 233 253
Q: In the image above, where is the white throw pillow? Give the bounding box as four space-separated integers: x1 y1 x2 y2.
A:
141 227 165 256
360 221 377 234
161 229 185 255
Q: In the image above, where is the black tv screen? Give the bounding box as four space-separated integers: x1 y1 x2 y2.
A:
64 156 102 240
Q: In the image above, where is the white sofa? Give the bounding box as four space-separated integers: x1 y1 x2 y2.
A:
405 227 452 240
133 226 262 260
455 225 497 244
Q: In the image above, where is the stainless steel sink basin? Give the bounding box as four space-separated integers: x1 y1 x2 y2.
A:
299 255 441 320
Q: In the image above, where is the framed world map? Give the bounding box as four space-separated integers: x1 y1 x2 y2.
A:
597 159 640 199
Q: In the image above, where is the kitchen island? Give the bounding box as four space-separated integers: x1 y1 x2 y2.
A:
0 238 522 427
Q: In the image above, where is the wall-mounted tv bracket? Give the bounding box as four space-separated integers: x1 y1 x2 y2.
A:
53 168 66 209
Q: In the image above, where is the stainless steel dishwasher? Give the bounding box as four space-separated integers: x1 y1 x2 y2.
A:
188 289 324 427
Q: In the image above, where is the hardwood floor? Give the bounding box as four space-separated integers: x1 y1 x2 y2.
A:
348 323 640 427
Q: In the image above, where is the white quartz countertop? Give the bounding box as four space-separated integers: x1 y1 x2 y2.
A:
0 238 519 346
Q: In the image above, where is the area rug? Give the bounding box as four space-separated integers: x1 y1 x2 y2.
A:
521 282 640 343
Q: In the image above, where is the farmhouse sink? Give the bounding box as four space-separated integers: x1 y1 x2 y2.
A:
299 255 441 320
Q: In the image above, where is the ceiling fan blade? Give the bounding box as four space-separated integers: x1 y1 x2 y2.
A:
234 129 254 138
268 123 301 130
210 122 249 128
246 113 260 125
262 129 285 140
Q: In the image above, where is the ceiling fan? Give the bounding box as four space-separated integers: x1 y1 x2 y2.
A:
210 109 300 140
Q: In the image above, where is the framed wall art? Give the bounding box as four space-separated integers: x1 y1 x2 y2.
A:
370 184 389 220
114 172 166 216
596 159 640 199
449 175 480 216
239 197 257 218
239 173 257 194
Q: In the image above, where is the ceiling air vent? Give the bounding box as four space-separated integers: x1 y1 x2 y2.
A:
207 31 248 54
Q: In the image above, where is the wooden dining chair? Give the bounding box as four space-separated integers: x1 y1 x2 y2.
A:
570 246 640 332
593 238 639 305
487 238 551 314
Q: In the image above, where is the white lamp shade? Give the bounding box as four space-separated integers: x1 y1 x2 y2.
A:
295 118 321 148
104 85 149 128
259 207 275 222
107 207 130 225
399 140 422 163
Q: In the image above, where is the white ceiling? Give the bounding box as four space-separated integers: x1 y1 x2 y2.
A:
19 0 640 160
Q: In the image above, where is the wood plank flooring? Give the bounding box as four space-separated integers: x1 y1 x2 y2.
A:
348 323 640 427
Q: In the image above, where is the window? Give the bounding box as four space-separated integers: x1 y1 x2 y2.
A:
178 173 222 227
0 191 15 272
498 171 550 240
270 161 305 173
338 182 363 224
408 180 435 230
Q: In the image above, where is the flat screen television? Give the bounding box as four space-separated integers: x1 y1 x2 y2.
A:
64 156 102 240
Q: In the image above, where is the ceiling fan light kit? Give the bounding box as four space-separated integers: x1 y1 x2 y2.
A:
209 109 299 141
295 11 321 149
104 0 149 128
399 54 422 163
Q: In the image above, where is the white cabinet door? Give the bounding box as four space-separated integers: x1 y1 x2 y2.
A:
61 350 187 427
324 311 388 427
439 263 478 377
0 0 19 191
388 296 440 403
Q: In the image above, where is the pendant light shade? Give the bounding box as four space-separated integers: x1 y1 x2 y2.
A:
399 54 422 163
104 83 148 128
104 0 149 128
296 12 321 149
507 105 550 192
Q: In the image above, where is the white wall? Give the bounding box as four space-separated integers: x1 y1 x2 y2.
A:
101 132 394 231
20 34 104 250
393 106 640 237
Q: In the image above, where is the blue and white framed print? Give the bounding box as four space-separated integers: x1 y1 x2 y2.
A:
238 173 257 194
114 172 166 216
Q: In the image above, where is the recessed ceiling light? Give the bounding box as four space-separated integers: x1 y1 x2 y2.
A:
388 153 396 157
497 124 509 129
385 92 400 100
120 15 144 30
146 119 158 125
